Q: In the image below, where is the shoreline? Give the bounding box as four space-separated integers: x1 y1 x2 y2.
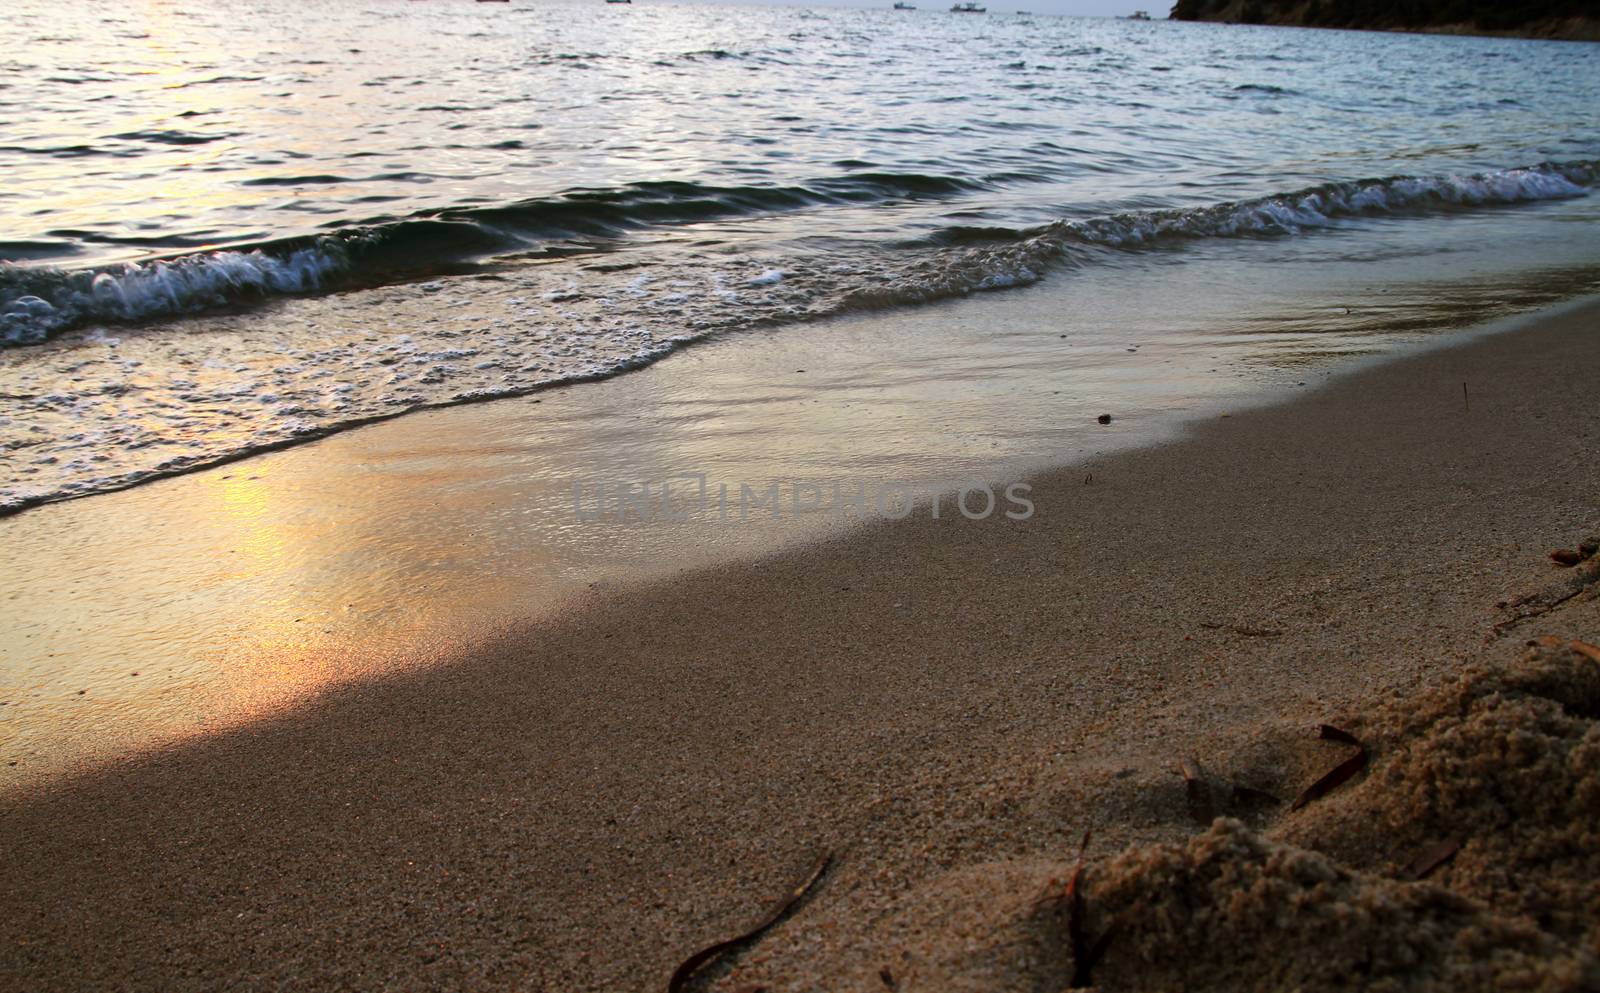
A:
6 160 1599 519
4 297 1600 991
29 238 1600 784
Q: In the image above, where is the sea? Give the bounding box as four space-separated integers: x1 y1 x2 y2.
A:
3 0 1600 515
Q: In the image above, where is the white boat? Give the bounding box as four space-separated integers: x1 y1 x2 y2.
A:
893 1 916 8
949 2 985 11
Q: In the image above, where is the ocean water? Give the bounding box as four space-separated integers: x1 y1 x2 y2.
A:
2 0 1599 513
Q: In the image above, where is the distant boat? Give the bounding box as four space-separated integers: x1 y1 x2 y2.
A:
1128 9 1152 18
949 1 985 10
893 1 916 8
606 0 631 4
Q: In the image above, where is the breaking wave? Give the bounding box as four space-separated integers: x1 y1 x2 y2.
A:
0 171 986 345
1 159 1593 347
1052 160 1595 246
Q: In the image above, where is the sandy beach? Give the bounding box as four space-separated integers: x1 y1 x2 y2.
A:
6 7 1600 992
2 296 1597 991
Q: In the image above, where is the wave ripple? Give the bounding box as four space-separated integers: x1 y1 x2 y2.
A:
3 162 1591 347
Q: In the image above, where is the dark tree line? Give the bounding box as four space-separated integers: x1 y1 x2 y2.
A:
1170 0 1595 32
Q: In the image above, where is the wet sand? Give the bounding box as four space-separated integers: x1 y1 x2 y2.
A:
3 297 1598 991
9 227 1598 785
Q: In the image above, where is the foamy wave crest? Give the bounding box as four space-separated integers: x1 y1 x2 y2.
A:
1055 161 1595 248
837 162 1595 313
1 169 991 346
1 242 349 345
1 160 1591 348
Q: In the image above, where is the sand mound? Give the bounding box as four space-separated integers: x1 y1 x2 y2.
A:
840 641 1600 993
1088 639 1600 991
1089 819 1577 993
1279 639 1600 945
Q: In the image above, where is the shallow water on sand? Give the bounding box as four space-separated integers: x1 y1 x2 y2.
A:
3 207 1597 784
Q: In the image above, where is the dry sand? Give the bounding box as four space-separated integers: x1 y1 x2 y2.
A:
3 298 1599 992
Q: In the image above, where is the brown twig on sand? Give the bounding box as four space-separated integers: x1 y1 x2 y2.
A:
1035 830 1115 988
1062 829 1115 989
1290 725 1369 811
1552 537 1600 566
667 851 833 993
1405 837 1462 880
1532 635 1600 664
1493 556 1600 634
1317 724 1360 747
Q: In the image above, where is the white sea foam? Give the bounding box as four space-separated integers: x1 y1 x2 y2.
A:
2 163 1591 350
1 243 348 345
1056 164 1593 249
1 162 1595 513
